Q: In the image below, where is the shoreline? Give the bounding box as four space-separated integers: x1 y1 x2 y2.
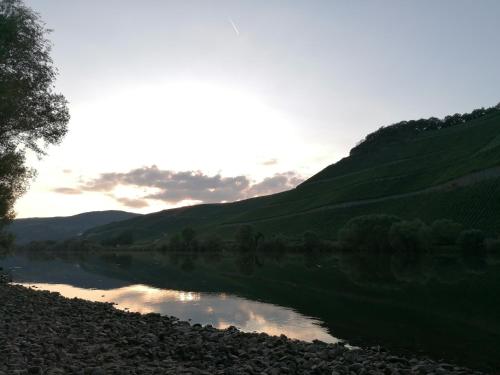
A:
0 282 487 375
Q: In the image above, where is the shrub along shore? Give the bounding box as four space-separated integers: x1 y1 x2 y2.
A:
0 280 487 375
14 213 500 260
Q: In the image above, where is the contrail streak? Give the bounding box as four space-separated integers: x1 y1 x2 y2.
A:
229 17 240 37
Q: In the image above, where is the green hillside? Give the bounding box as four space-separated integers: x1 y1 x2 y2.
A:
84 107 500 243
9 211 141 244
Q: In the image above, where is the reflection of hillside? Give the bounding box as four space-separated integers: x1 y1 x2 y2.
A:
3 251 500 372
0 254 129 289
338 251 490 287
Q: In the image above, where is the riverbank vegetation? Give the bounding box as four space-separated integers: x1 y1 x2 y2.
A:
11 214 500 261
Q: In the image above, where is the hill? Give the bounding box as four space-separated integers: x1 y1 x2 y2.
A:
84 106 500 243
9 211 141 244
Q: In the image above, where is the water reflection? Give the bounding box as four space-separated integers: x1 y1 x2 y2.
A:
337 250 490 287
19 282 337 344
2 250 500 372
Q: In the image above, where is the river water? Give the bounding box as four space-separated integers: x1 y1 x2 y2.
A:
1 250 499 372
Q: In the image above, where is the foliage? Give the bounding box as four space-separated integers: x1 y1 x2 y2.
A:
167 233 183 252
199 235 224 253
181 227 198 251
431 219 463 246
388 219 431 253
0 152 30 228
0 230 13 255
0 0 69 233
235 225 262 252
18 238 103 252
338 214 401 252
351 106 500 155
257 234 288 253
486 237 500 254
102 231 134 247
457 229 486 255
302 230 320 252
338 215 472 253
160 228 203 252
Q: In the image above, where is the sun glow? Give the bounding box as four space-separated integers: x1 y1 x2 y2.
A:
15 79 320 217
68 79 304 176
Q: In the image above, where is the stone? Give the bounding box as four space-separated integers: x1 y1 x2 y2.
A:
0 283 487 375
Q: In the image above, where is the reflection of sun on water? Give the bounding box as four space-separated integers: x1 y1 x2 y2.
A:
18 283 202 314
18 283 338 344
178 291 199 302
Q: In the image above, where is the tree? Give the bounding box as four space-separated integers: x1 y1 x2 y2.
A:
168 233 183 252
257 234 288 253
102 231 134 247
0 0 69 233
388 219 431 253
200 235 224 253
430 219 463 246
0 230 13 256
338 214 401 252
235 225 262 252
457 229 486 255
181 227 198 251
302 230 320 252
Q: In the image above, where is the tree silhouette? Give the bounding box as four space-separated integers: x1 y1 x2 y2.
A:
181 227 198 251
235 225 263 252
0 0 69 234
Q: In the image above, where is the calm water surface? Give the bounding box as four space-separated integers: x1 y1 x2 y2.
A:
17 283 336 343
1 250 499 372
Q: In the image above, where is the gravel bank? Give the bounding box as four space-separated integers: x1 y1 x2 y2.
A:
0 282 487 375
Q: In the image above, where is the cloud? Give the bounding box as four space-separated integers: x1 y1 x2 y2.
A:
53 166 304 208
114 196 149 209
52 187 82 195
247 172 304 197
82 166 251 203
261 158 278 166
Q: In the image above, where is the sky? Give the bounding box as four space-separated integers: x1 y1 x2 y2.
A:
15 0 500 218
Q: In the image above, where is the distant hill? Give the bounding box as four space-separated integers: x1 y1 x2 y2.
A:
9 211 141 244
84 106 500 243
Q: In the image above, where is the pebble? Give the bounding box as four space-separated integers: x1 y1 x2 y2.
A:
0 281 489 375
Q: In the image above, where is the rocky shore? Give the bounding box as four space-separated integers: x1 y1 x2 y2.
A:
0 282 487 375
0 268 10 284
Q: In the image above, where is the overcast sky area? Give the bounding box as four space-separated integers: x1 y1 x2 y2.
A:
15 0 500 218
